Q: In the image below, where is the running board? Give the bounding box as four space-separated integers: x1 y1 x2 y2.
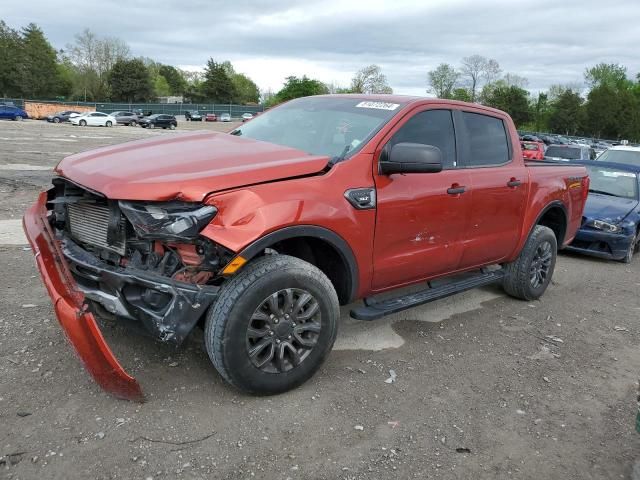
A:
350 269 505 321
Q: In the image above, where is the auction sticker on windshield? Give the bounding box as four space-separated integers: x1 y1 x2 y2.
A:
355 101 400 110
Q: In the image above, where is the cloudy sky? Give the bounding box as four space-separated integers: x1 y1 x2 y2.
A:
4 0 640 96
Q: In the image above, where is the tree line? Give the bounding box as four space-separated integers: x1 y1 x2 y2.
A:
428 56 640 141
0 21 261 104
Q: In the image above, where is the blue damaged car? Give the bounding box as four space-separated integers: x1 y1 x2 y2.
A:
566 161 640 263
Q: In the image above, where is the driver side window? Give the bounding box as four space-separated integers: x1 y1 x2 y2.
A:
389 109 456 169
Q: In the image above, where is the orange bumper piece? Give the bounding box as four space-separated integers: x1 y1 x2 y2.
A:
23 192 144 402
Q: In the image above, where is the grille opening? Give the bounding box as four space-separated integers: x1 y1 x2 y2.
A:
66 202 127 255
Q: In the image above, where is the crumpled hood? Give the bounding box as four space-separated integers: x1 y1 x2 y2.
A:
55 131 329 201
583 193 639 223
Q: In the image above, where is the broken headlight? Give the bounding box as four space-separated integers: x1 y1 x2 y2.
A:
119 201 217 240
589 219 621 233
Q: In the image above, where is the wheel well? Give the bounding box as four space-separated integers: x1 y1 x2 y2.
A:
537 206 567 246
266 236 352 305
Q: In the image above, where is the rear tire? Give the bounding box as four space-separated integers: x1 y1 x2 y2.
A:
205 255 339 395
503 225 557 301
130 120 137 127
169 124 176 130
14 115 22 121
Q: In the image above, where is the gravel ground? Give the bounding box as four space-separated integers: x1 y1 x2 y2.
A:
1 119 639 480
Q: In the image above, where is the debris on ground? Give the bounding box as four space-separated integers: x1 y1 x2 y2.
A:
354 425 364 431
614 326 628 332
545 335 564 343
385 370 397 384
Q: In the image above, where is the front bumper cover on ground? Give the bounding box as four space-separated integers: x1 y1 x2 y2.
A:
23 192 219 401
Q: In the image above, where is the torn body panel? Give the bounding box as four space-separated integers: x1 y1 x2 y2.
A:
23 193 145 402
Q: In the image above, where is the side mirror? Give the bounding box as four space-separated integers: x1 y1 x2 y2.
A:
380 143 443 175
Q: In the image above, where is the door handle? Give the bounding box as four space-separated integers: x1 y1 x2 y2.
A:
447 184 466 195
507 179 522 187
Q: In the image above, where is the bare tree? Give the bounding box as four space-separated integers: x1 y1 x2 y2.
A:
460 54 501 102
503 73 529 89
350 65 393 94
428 63 459 98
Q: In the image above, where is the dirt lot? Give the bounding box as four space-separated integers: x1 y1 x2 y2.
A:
1 119 639 480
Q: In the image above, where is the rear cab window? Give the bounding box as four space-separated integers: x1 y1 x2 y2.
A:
459 111 510 167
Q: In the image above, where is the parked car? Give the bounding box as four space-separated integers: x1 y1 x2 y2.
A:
220 113 231 122
566 161 639 263
521 141 545 160
138 114 177 129
241 113 254 122
521 134 542 143
596 146 640 167
23 95 588 400
205 113 217 122
46 110 81 123
70 112 116 127
0 104 28 121
545 145 595 161
185 110 203 121
109 111 140 126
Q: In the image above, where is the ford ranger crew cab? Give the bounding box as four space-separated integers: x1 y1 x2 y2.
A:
23 95 589 401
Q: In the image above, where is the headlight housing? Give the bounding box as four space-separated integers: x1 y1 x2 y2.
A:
589 219 621 233
119 200 217 240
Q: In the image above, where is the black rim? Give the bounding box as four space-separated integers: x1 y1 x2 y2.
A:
246 288 321 373
530 241 553 288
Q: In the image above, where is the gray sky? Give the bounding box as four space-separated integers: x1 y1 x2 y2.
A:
4 0 640 96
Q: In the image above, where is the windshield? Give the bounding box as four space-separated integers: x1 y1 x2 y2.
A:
546 146 581 159
587 165 638 199
596 149 640 167
231 96 402 159
522 143 540 151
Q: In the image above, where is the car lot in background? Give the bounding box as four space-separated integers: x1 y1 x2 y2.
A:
0 103 29 120
220 112 231 122
109 111 140 126
566 161 640 262
241 112 253 122
185 110 203 121
205 112 217 122
46 110 81 123
596 145 640 167
521 141 545 160
70 111 116 127
545 144 595 161
139 113 177 129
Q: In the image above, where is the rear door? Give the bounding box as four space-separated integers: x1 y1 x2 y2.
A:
372 108 472 289
455 110 528 268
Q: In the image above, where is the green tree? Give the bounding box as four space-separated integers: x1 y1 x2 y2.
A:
481 82 530 126
201 59 236 103
108 58 153 102
532 92 550 132
0 21 22 97
231 73 260 104
549 90 583 135
428 63 459 98
158 65 187 95
450 88 472 102
350 65 393 94
19 23 62 98
584 63 628 90
273 75 329 104
153 75 171 97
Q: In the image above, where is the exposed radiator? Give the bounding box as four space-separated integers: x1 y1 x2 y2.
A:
67 203 126 255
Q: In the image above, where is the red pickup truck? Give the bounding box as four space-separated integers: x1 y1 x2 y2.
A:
24 95 588 401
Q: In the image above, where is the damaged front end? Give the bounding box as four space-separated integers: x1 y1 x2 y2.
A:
23 178 234 401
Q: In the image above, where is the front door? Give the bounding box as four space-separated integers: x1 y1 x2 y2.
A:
372 108 471 290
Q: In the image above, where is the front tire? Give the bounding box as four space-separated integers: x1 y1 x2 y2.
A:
620 234 637 264
106 120 112 127
14 115 22 121
53 117 60 123
79 120 87 126
503 225 557 301
169 124 176 130
205 255 339 395
130 120 137 127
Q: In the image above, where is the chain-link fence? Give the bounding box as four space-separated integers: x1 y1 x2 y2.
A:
1 98 263 118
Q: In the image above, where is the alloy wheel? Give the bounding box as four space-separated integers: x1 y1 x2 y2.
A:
529 241 553 288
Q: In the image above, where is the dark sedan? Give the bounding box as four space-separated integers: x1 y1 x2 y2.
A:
46 110 80 123
566 161 640 263
545 145 595 162
138 114 177 129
